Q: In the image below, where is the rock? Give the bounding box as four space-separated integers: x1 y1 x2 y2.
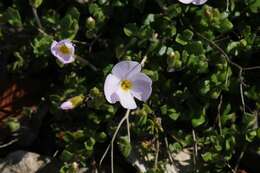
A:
125 139 193 173
170 148 193 173
0 150 58 173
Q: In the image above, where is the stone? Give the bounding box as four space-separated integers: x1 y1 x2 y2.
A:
0 150 56 173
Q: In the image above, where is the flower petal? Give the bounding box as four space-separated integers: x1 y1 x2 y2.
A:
51 41 59 57
130 73 152 101
177 0 193 4
116 89 137 109
104 74 120 103
60 101 74 110
192 0 207 5
112 61 141 79
60 55 75 64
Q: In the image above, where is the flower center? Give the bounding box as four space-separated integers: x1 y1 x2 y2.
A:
59 44 71 55
120 80 132 91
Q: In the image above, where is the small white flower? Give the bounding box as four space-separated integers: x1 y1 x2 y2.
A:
191 0 208 5
104 61 152 110
60 95 84 110
177 0 193 4
51 39 75 64
60 100 74 110
177 0 207 5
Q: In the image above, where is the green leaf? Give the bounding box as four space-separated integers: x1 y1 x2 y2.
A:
118 136 132 158
59 15 79 39
4 7 22 27
32 35 53 58
192 108 206 127
96 132 107 143
202 152 213 162
166 4 182 18
144 14 155 25
192 115 206 127
123 23 138 37
186 41 204 55
169 142 182 152
246 130 257 142
183 29 194 41
84 137 96 153
61 150 73 161
219 18 233 32
175 33 188 46
158 45 167 56
249 0 260 13
5 118 20 132
168 108 180 121
67 7 80 20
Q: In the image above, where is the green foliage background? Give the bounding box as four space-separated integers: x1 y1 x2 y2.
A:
0 0 260 172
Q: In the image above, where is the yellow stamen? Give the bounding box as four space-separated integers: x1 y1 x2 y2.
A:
59 44 71 55
120 80 132 91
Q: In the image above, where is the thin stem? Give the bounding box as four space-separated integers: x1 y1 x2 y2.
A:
126 109 131 143
111 109 131 173
154 139 160 170
0 138 18 149
31 6 43 30
217 95 223 136
72 40 89 45
226 0 230 12
155 0 167 11
192 129 198 173
225 161 236 173
239 69 246 114
244 66 260 71
195 32 242 70
234 144 248 172
164 137 174 165
99 143 111 166
76 55 98 72
140 55 147 67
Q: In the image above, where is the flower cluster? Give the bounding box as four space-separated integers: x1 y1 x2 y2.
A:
53 40 153 110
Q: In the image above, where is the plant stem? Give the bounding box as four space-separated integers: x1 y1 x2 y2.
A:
99 109 131 172
126 110 131 143
76 55 98 72
192 129 198 173
111 109 131 173
31 6 43 30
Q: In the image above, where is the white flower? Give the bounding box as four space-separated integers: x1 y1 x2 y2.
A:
177 0 193 4
51 39 75 64
191 0 208 5
60 95 84 110
177 0 207 5
104 61 152 110
60 100 74 110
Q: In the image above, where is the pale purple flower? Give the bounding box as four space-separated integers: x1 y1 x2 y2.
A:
104 61 152 110
60 100 74 110
177 0 193 4
51 39 75 64
60 95 85 110
177 0 207 5
191 0 207 5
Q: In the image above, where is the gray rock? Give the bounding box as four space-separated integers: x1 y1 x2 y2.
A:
0 150 58 173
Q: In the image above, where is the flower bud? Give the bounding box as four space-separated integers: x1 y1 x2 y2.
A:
60 95 85 110
85 16 96 30
29 0 43 8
